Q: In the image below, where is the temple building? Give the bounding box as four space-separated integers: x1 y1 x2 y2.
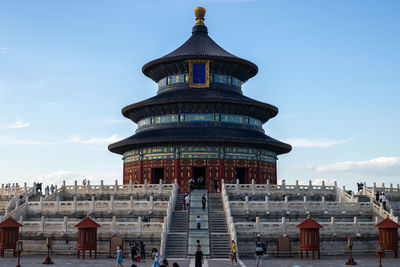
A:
108 7 291 192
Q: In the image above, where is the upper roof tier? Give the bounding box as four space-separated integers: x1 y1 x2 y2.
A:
142 7 258 86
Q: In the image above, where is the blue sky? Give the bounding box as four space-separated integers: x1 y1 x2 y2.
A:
1 0 399 190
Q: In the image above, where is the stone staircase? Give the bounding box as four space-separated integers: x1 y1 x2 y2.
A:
188 190 210 256
209 193 231 258
165 194 189 258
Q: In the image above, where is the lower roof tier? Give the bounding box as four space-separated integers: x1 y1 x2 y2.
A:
108 125 292 155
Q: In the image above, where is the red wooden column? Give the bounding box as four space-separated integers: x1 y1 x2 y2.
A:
0 217 22 257
75 216 100 259
375 215 400 258
296 215 323 260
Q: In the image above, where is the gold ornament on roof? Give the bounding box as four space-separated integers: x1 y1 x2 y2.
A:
194 7 206 25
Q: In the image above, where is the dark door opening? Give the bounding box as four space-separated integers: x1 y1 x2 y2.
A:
192 167 206 189
151 168 164 184
235 168 247 184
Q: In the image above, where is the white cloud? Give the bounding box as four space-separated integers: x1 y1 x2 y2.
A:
0 48 8 55
0 134 121 146
315 157 400 172
0 136 44 145
0 118 30 129
283 134 357 148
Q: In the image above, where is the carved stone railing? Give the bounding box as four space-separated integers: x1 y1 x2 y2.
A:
221 180 238 255
60 179 175 197
235 216 378 238
160 180 178 258
26 199 170 214
224 180 338 197
229 197 373 215
19 216 163 237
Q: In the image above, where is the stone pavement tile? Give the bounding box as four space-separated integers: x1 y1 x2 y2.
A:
0 255 190 267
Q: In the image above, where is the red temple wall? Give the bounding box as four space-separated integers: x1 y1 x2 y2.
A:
123 158 277 192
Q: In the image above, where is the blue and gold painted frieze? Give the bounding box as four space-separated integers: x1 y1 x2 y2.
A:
123 146 277 164
157 73 243 90
137 113 262 129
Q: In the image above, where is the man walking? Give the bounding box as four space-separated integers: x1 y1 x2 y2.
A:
201 194 206 210
255 243 264 267
196 216 201 230
195 246 204 267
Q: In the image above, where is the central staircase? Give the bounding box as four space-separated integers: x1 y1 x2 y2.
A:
209 193 231 258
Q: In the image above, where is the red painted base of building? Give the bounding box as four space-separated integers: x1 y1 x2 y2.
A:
123 158 276 192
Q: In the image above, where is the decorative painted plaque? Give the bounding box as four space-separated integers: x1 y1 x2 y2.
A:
188 59 210 88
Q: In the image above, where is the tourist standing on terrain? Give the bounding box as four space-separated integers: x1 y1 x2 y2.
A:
196 216 201 230
255 243 264 267
202 194 206 210
230 240 238 265
116 245 124 267
382 193 387 209
130 241 137 261
152 248 160 267
185 193 190 211
214 178 219 193
139 240 146 262
195 246 204 267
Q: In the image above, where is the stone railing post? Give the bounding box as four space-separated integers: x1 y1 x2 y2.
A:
281 179 286 190
74 180 78 195
245 196 249 214
144 179 148 195
303 196 308 210
91 196 95 213
39 196 43 212
363 182 367 195
255 217 260 233
24 182 28 199
321 196 326 210
86 180 90 194
236 179 240 194
100 180 104 194
138 216 143 234
331 217 336 236
129 179 133 194
281 217 286 236
342 185 346 199
159 179 163 194
295 180 299 193
252 179 255 195
63 216 68 234
110 196 114 213
373 182 377 193
112 216 117 234
334 180 337 188
284 195 289 210
264 196 269 212
149 196 154 214
353 216 359 234
308 180 313 191
381 183 385 189
73 196 77 212
56 196 60 211
41 215 45 232
33 182 37 194
114 180 118 194
130 196 134 214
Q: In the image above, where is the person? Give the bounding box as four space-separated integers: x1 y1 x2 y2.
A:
82 179 87 186
139 240 146 262
190 178 194 191
160 259 169 267
152 248 160 267
130 240 137 261
196 216 201 230
382 193 387 210
195 245 204 267
198 176 204 188
202 194 206 210
375 191 380 203
214 178 219 193
185 194 190 212
230 240 238 265
183 193 187 211
50 184 54 194
196 239 201 249
255 243 264 267
172 263 180 267
116 245 123 267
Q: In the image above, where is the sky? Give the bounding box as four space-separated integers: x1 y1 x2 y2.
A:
1 0 399 190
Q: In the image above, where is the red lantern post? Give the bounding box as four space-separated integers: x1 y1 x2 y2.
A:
296 214 323 260
43 237 54 264
0 216 22 257
15 240 22 267
346 237 357 265
376 241 384 267
74 216 100 259
375 215 400 258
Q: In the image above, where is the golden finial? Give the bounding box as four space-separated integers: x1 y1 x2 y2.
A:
86 214 90 218
307 214 311 219
386 214 390 219
194 7 206 25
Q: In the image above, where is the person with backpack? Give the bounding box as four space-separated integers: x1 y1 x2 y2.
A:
255 243 264 267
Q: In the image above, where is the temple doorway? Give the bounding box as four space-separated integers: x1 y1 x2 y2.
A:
192 167 206 189
235 168 247 184
151 168 164 184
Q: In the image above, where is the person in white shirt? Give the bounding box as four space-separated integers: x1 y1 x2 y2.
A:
381 193 387 210
196 216 201 230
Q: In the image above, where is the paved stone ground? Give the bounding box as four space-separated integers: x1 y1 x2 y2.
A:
0 254 399 267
